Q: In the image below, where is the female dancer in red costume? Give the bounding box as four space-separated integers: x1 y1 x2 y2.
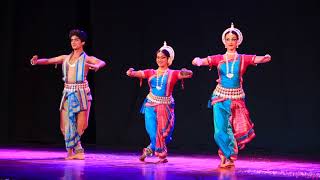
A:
192 23 271 168
127 42 193 163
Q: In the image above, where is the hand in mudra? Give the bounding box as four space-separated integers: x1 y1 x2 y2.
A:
30 55 38 65
126 68 134 76
192 57 202 66
180 68 192 76
86 63 100 72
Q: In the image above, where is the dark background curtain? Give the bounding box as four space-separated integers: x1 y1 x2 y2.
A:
2 0 319 155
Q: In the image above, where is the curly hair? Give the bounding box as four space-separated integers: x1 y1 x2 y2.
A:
69 29 87 42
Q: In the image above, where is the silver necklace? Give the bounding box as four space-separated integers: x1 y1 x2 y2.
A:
156 69 168 90
225 52 238 79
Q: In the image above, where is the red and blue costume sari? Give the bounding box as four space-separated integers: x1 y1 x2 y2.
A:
207 54 256 161
140 69 180 159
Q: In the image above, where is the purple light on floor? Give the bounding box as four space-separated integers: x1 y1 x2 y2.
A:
0 148 319 179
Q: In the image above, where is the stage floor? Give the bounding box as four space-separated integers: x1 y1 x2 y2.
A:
0 147 319 179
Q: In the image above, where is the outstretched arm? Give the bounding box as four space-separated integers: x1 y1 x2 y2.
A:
126 68 145 79
85 56 106 72
178 68 193 79
30 55 66 65
192 57 210 66
254 54 271 64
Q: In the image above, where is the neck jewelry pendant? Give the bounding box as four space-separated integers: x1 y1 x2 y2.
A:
225 52 237 79
156 76 163 90
226 73 234 78
156 69 168 90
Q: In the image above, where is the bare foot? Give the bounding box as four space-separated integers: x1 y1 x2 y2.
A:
65 156 73 160
72 153 85 160
139 148 152 162
157 158 168 163
219 159 235 168
218 156 226 168
65 153 85 160
64 150 74 160
139 154 147 162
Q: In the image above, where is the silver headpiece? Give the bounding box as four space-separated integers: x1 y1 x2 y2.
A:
159 41 175 66
222 23 243 46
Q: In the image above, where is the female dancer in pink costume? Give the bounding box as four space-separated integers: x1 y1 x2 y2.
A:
127 42 193 163
192 23 271 168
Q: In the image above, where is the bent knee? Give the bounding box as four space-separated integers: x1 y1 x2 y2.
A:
77 127 86 136
214 131 225 141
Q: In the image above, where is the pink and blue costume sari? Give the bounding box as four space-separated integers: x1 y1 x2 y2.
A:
140 69 180 158
207 54 256 161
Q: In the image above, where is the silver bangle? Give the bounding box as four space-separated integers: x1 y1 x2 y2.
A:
30 59 35 65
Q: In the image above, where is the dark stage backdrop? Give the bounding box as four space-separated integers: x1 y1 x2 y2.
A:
3 0 320 155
